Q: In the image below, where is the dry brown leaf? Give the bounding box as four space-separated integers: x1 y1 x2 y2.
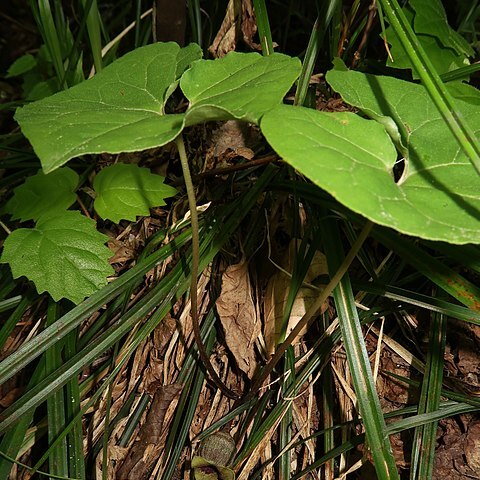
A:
208 0 258 58
264 239 329 355
116 382 183 479
216 259 259 379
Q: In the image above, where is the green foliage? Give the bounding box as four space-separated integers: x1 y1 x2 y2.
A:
14 42 202 173
6 36 480 306
0 211 114 304
385 0 473 78
6 46 58 100
182 52 301 125
93 163 178 222
4 168 78 221
326 63 480 244
6 54 37 78
1 163 176 302
14 44 300 174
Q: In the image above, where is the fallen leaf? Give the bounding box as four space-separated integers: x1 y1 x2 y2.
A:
216 259 259 378
116 382 183 479
264 239 329 354
208 0 258 58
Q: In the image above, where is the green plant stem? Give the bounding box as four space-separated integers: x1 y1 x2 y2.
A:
252 0 274 55
175 134 239 400
377 0 480 176
246 220 374 402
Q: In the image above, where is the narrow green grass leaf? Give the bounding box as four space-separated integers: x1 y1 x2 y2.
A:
161 315 215 480
80 0 103 74
410 302 446 480
0 295 31 351
252 0 274 55
93 163 177 222
321 218 400 480
35 0 66 89
374 228 480 311
1 211 114 304
294 0 340 107
0 358 45 480
3 167 79 221
45 301 69 478
64 332 86 479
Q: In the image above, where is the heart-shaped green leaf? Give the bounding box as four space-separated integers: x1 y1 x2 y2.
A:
93 163 177 222
15 42 202 173
4 167 79 221
261 66 480 244
1 211 114 304
182 52 301 126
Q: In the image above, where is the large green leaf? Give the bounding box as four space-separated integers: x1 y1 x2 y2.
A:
410 0 474 57
261 97 480 244
93 163 178 222
182 52 301 126
4 167 79 221
15 42 202 173
384 1 471 78
0 211 114 304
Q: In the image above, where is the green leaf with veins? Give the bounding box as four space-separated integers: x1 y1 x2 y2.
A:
410 0 474 57
4 167 79 221
182 52 301 126
384 4 470 79
0 211 114 304
93 163 177 222
14 45 300 174
14 42 202 173
262 65 480 244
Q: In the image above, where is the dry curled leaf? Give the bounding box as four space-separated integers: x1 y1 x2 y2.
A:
216 258 259 378
264 239 329 355
208 0 258 58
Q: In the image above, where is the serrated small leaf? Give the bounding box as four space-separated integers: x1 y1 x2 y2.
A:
182 52 301 125
0 211 114 304
4 167 79 221
93 163 177 222
15 42 202 173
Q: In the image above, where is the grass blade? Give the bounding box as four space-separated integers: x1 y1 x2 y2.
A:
295 0 341 106
45 300 69 478
410 296 446 480
252 0 274 55
321 216 399 480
